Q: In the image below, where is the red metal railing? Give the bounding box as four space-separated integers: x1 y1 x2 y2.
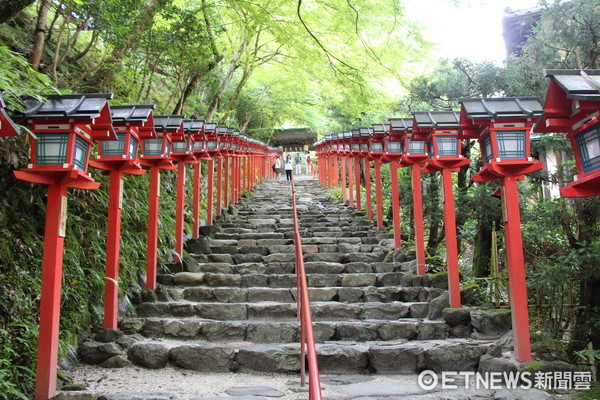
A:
290 178 323 400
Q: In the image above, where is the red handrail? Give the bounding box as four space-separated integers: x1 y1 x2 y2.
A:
290 178 323 400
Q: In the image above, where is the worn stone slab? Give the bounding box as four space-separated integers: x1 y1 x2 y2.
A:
128 343 168 369
225 386 284 398
173 272 204 286
169 344 234 371
336 383 427 397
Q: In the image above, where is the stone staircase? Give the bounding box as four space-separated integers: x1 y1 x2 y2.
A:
70 178 508 398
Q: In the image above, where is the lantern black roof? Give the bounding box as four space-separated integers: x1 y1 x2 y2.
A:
388 118 413 131
372 124 389 134
154 115 185 130
182 119 205 132
545 69 600 101
459 97 543 119
14 93 113 120
111 105 155 123
204 122 217 133
412 111 460 128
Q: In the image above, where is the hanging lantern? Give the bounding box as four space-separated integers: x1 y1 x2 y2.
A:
412 111 468 171
459 97 544 181
142 115 182 162
12 93 116 186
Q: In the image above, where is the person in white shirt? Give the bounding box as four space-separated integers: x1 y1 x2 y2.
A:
274 156 282 179
285 156 293 181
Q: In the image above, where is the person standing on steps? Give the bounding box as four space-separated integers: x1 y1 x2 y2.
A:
295 153 302 175
285 155 293 181
305 151 312 175
274 156 282 180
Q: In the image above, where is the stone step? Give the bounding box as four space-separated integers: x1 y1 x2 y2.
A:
112 339 491 374
175 286 443 304
120 318 462 342
136 301 431 320
167 259 413 275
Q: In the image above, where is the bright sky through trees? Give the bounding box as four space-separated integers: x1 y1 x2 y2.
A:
405 0 541 62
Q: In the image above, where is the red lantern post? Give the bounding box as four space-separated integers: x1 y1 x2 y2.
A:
89 105 154 329
413 111 469 308
12 93 116 400
535 69 600 197
369 125 386 228
170 120 197 261
204 123 219 225
459 96 545 362
140 115 179 289
189 119 210 239
381 122 404 249
351 129 362 211
389 118 430 275
358 128 373 220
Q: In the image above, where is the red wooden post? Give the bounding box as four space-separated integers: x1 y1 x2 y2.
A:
35 183 67 400
224 156 230 209
341 157 347 202
347 157 354 206
216 157 223 215
441 168 461 308
374 161 384 228
412 164 426 275
174 161 187 261
390 161 401 249
355 157 361 211
364 159 373 220
232 156 237 202
192 162 202 239
502 176 532 361
146 166 160 289
103 169 124 329
206 159 214 225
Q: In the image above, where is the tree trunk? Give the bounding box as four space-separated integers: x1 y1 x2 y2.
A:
220 66 253 123
172 57 222 115
0 0 35 23
28 0 49 70
472 218 493 277
205 39 249 121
